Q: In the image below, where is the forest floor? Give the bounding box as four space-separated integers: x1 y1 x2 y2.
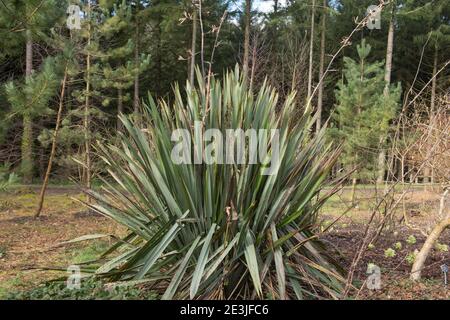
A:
0 185 448 300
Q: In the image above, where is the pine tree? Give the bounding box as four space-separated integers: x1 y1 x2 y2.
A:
38 0 150 190
331 39 400 201
94 0 150 130
47 0 104 192
5 58 60 182
1 0 62 183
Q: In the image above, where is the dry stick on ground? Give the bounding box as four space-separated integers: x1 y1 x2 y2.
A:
35 65 69 218
411 187 449 281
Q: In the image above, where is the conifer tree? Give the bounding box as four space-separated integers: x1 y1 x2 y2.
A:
1 0 61 183
5 57 60 182
94 0 150 130
331 40 400 201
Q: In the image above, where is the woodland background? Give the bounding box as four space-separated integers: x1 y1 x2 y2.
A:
0 0 448 189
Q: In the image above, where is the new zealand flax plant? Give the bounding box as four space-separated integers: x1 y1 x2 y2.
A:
83 67 346 299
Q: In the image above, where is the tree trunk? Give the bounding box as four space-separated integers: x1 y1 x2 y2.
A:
377 5 395 185
84 1 92 201
155 15 162 95
35 67 68 218
249 38 257 91
307 0 316 108
383 9 394 95
423 46 438 185
243 0 251 79
189 5 198 85
117 88 123 132
316 0 326 134
38 119 46 179
22 30 33 184
411 189 449 281
401 156 405 184
133 0 140 117
351 177 357 205
430 45 437 116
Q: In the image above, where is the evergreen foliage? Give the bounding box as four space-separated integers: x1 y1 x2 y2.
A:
331 40 400 179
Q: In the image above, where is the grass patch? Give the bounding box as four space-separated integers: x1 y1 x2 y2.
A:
69 241 110 264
